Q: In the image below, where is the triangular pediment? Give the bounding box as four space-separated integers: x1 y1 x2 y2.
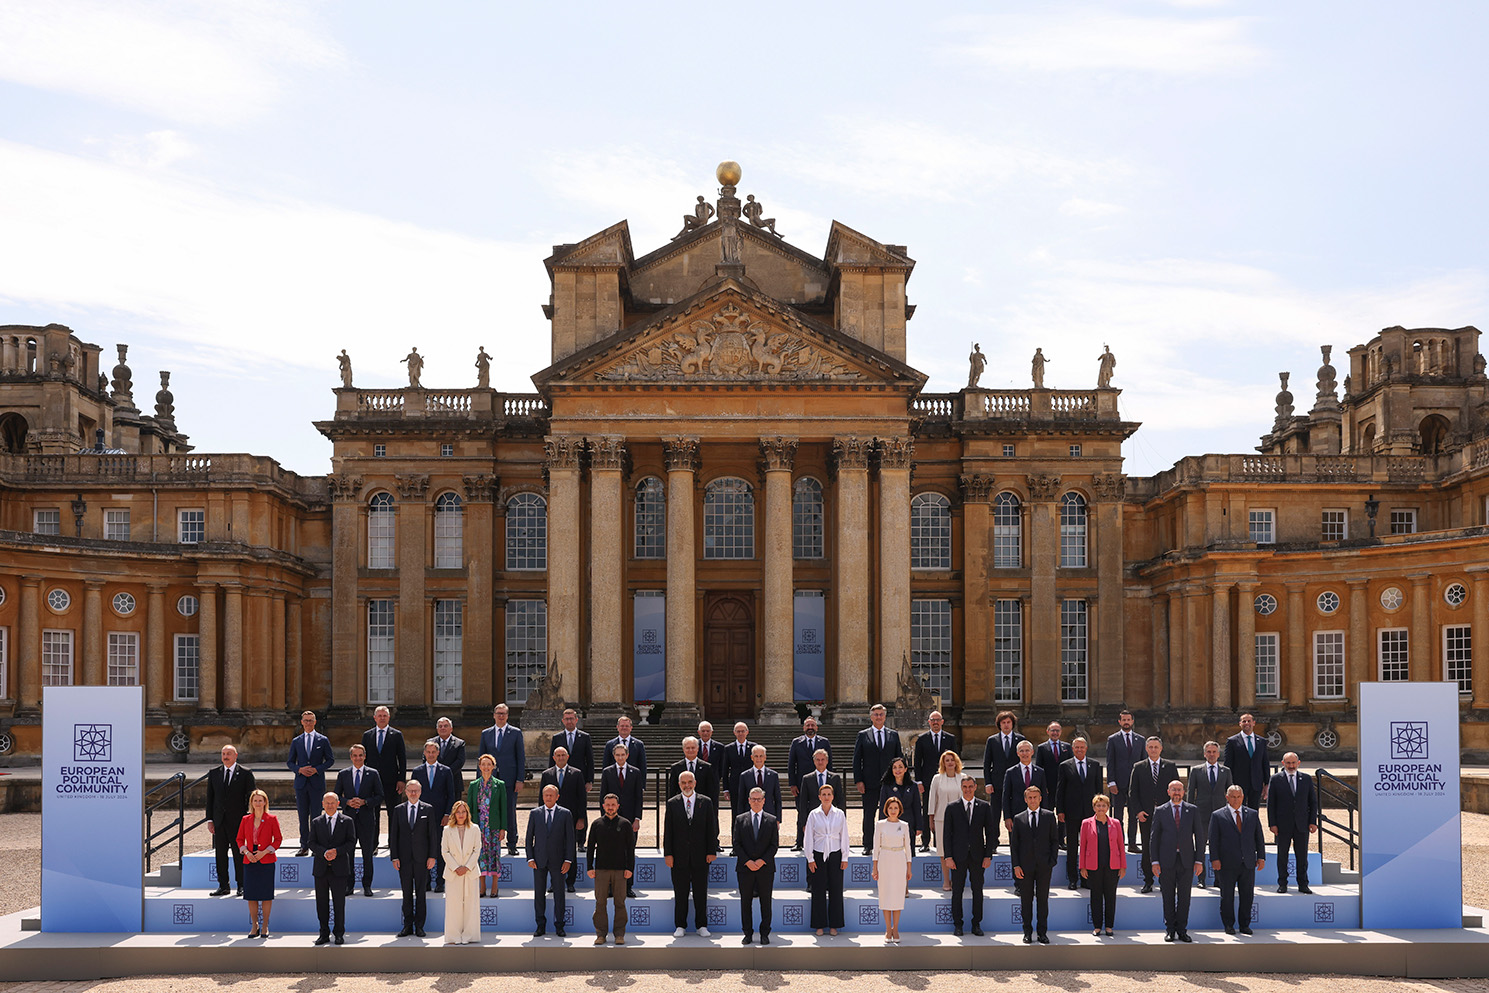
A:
824 221 914 271
545 221 634 271
534 281 925 389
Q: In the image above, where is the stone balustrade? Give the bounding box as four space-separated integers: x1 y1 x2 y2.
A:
0 452 317 496
1126 451 1467 499
333 387 549 421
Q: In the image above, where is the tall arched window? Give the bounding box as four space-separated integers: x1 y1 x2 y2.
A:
704 477 754 559
506 493 547 570
1059 492 1087 568
911 492 951 570
367 492 395 569
433 491 463 568
634 476 666 559
993 491 1022 569
792 477 824 559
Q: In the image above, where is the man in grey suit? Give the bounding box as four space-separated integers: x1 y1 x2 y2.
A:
1209 785 1266 935
1104 709 1142 851
1186 740 1233 887
526 784 576 937
1149 779 1205 942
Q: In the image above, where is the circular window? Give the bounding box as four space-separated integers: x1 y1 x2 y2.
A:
0 730 13 756
1254 593 1278 616
168 730 191 754
46 588 71 612
0 585 6 607
1379 587 1403 611
1444 583 1468 607
177 595 199 617
1316 590 1340 614
1316 727 1339 750
112 591 136 615
1265 729 1285 750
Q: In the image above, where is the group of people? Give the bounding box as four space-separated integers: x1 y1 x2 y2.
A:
200 704 1320 946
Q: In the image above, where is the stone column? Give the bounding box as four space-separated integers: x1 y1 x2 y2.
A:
1150 592 1169 709
959 474 994 713
146 582 168 714
270 593 287 712
396 474 429 708
1471 569 1489 710
461 475 497 714
664 438 701 723
1093 473 1125 706
18 576 41 711
1211 582 1232 710
831 438 873 716
877 438 913 707
545 437 583 709
1285 583 1307 705
1167 587 1187 707
286 597 303 711
1027 473 1061 709
1408 574 1432 684
83 580 105 686
327 473 363 709
197 582 218 712
757 437 799 723
589 438 627 713
1347 579 1369 702
1236 581 1258 709
222 583 245 711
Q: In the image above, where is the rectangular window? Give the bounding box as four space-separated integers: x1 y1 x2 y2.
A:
1447 625 1471 696
1389 509 1417 535
174 634 200 702
374 444 386 457
505 600 548 704
33 509 61 535
104 508 131 541
42 629 73 686
107 632 139 686
1313 631 1345 699
433 599 462 705
910 599 953 705
440 443 454 457
1255 632 1280 699
1320 509 1347 543
1249 509 1275 544
1002 444 1015 457
1378 628 1410 681
1068 444 1082 457
367 599 395 705
178 509 205 544
993 599 1023 703
1059 599 1088 703
0 627 6 699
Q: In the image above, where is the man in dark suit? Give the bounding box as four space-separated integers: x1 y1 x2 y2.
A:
1127 735 1180 892
308 792 357 945
541 746 588 893
1210 785 1266 935
1187 740 1234 888
600 744 644 898
1105 709 1142 851
287 710 336 855
1001 741 1047 846
1266 751 1319 893
942 773 995 936
852 704 902 851
982 710 1027 831
787 717 830 803
206 744 255 896
733 745 783 823
697 721 724 773
388 779 439 937
478 703 526 855
433 717 466 800
1034 721 1073 812
719 721 758 812
1225 713 1271 811
551 708 595 790
1009 783 1060 943
733 786 780 944
662 770 719 936
526 784 577 937
667 736 719 805
1055 737 1102 889
362 706 406 849
409 740 455 891
335 744 384 896
797 748 846 850
1150 779 1205 942
603 715 647 780
913 710 957 851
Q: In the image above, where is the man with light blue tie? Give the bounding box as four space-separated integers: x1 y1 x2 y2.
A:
527 784 576 938
287 710 335 855
479 703 526 855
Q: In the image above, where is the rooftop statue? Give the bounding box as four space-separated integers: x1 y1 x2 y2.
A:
743 194 781 238
475 346 491 388
967 343 985 388
672 195 715 241
1032 347 1048 389
1097 344 1116 388
405 347 423 389
337 349 353 388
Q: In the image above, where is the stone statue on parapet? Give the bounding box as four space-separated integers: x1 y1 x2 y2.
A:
405 347 423 389
1097 345 1116 388
743 195 781 237
967 343 986 388
896 653 935 726
525 666 565 719
1032 348 1049 389
337 349 353 388
475 346 491 388
673 196 715 240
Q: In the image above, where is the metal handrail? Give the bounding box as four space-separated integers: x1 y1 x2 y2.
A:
1314 768 1360 871
144 770 212 872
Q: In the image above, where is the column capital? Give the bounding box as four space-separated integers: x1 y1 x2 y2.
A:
589 436 627 471
959 473 995 503
1092 472 1124 501
145 581 170 594
877 436 914 470
1345 577 1371 589
84 579 107 591
830 437 873 473
758 436 798 472
663 437 700 472
327 473 363 502
461 473 499 503
1026 472 1062 501
21 575 44 588
544 435 585 471
196 581 219 594
395 473 430 500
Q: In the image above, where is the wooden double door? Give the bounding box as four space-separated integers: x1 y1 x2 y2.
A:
703 594 755 721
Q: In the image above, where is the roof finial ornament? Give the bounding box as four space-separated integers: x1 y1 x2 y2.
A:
715 160 744 273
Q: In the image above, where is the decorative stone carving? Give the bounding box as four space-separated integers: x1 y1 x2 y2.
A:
758 436 798 472
1027 472 1062 500
404 347 423 389
154 372 176 426
524 666 565 715
720 222 742 265
98 373 108 393
544 436 583 472
968 343 985 388
896 652 935 718
337 349 353 388
395 474 429 500
111 344 134 405
959 473 995 503
596 304 863 382
327 474 363 501
878 437 914 470
1476 352 1488 379
589 437 627 471
672 196 715 241
1097 345 1116 388
663 437 700 473
461 474 498 503
831 437 873 472
1032 348 1048 389
1092 473 1124 500
1273 372 1294 430
475 346 491 388
1316 345 1337 398
742 195 781 237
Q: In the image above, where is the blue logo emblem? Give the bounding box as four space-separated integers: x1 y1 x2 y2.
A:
850 861 871 883
992 861 1013 881
709 862 726 884
708 905 726 925
630 905 650 926
73 724 112 762
280 861 300 883
637 863 656 885
1314 902 1334 924
563 905 575 926
1011 904 1024 925
783 904 804 926
859 904 880 925
172 904 194 925
934 904 953 925
922 861 942 883
207 862 217 883
480 906 498 926
498 861 513 882
780 862 800 884
1390 722 1428 760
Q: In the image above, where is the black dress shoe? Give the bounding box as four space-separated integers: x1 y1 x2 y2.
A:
334 934 344 945
414 927 426 938
1164 931 1175 942
1178 931 1193 943
1022 934 1032 944
314 935 330 946
567 884 577 893
397 926 414 937
1141 883 1153 893
297 849 310 857
790 845 803 852
761 934 770 944
1195 880 1206 889
1240 927 1253 936
627 887 637 899
532 926 546 937
742 934 752 945
970 926 984 936
363 887 373 897
236 887 244 897
555 926 566 937
953 927 964 936
210 887 230 897
1277 884 1288 893
1297 885 1312 894
1067 882 1079 890
1225 927 1236 935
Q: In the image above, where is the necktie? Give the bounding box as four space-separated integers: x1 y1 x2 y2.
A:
1173 804 1181 833
304 733 311 755
378 729 386 751
753 813 760 834
1024 765 1031 788
1125 733 1132 750
568 732 574 750
757 770 763 788
557 768 564 787
1235 809 1243 832
877 730 883 750
354 768 360 793
966 801 973 822
687 799 693 820
224 766 232 787
1290 774 1296 794
1152 761 1159 785
933 733 940 750
818 772 825 788
1246 735 1254 756
1210 765 1216 786
619 766 625 786
688 761 695 773
1078 761 1085 779
409 805 416 828
546 808 552 829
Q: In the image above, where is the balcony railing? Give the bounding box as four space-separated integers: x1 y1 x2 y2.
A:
0 453 310 492
337 388 549 421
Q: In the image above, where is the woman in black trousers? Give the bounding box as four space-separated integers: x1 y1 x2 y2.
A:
1079 793 1126 936
804 784 851 935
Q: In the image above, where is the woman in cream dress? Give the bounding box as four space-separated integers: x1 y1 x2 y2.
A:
441 800 483 944
926 750 967 890
872 796 913 941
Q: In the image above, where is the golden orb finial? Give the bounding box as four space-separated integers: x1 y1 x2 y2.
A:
716 160 742 187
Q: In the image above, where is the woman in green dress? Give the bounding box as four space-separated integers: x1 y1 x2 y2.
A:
466 752 507 898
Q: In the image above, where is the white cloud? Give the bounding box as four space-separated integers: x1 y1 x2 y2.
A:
1059 197 1126 218
0 1 345 125
92 130 198 169
951 10 1263 75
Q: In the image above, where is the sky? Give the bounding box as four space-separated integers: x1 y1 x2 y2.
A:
1 1 1486 478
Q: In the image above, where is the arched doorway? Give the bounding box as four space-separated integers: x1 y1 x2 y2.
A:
0 412 29 454
703 594 755 720
1419 414 1450 455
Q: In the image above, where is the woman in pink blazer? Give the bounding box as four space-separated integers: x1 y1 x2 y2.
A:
1078 793 1125 936
236 790 283 938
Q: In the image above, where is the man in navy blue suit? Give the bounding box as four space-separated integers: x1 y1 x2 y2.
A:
719 721 758 813
1034 722 1073 814
1150 779 1205 942
527 784 577 937
550 708 595 789
604 715 648 781
409 740 455 890
287 709 335 855
389 779 439 937
982 710 1027 833
1210 785 1266 935
1266 751 1319 893
1001 741 1047 837
852 705 901 851
335 744 384 896
787 717 830 801
479 703 526 855
697 721 724 772
732 745 783 822
1224 713 1271 811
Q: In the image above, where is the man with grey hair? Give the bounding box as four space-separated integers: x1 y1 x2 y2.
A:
1187 740 1233 888
668 735 718 805
206 744 255 896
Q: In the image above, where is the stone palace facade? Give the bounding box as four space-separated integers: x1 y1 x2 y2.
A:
0 163 1486 760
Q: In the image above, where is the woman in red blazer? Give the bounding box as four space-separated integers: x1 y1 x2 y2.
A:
1079 793 1126 937
236 789 282 938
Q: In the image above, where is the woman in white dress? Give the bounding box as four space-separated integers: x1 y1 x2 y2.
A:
926 750 967 891
872 796 913 941
441 800 483 944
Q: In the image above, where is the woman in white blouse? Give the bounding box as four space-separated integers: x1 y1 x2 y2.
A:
804 782 851 935
441 800 483 944
926 750 967 890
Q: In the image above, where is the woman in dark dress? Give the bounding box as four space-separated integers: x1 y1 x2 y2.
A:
236 789 282 937
879 757 922 845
